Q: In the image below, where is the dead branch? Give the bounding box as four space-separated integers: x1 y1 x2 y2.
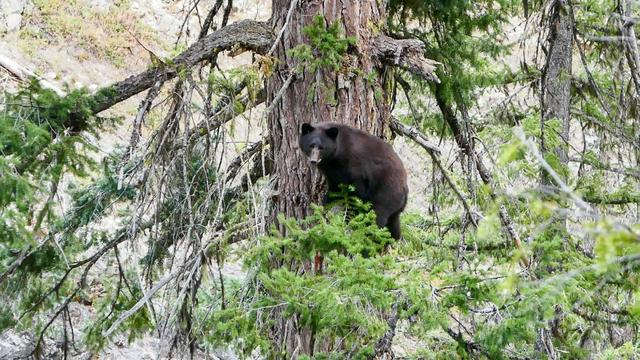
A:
225 140 266 184
390 118 479 228
389 118 441 155
88 20 273 116
240 142 273 191
103 254 200 337
268 0 299 56
186 88 266 143
373 34 440 83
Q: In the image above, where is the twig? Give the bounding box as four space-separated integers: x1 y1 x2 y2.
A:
265 73 295 115
104 256 199 337
268 0 299 56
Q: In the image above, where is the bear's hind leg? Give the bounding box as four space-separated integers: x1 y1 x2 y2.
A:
374 204 397 238
374 207 390 230
387 212 401 240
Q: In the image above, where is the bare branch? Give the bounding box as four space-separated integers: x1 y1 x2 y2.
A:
103 255 200 337
268 0 299 56
225 140 266 184
186 88 266 144
583 35 636 43
88 20 273 116
389 118 441 155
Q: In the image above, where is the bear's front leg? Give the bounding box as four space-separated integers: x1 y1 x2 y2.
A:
323 181 340 205
353 178 371 202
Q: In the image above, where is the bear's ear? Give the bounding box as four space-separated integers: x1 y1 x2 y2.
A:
325 127 339 139
301 123 314 135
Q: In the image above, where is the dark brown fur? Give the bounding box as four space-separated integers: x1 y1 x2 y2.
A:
299 122 408 239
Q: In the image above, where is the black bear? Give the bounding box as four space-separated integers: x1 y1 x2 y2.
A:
299 122 408 240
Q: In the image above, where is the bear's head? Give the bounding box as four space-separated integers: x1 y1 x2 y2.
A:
299 122 339 165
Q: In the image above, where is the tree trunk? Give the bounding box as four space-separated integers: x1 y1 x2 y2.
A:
536 1 573 357
266 0 394 356
267 0 392 222
540 0 573 204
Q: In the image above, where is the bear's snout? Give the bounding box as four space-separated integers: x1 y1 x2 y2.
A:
308 147 322 165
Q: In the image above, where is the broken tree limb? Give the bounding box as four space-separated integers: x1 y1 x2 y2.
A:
373 34 440 83
89 20 273 115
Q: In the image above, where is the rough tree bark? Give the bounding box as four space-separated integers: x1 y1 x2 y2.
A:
266 1 393 356
267 0 394 223
540 0 573 205
536 1 573 358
